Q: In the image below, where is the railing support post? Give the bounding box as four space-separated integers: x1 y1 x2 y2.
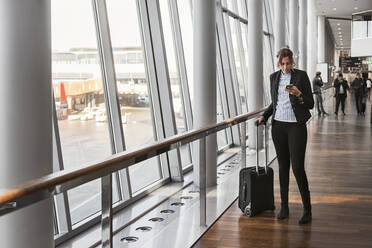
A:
101 175 113 248
199 137 207 227
240 121 246 168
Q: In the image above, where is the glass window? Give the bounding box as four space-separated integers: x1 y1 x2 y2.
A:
241 23 249 86
226 0 233 10
238 0 247 18
225 15 248 113
159 0 192 168
52 0 119 225
177 0 194 102
267 0 274 32
217 85 228 148
263 35 274 105
106 0 162 193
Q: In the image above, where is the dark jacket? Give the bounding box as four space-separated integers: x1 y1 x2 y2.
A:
312 77 323 94
262 69 314 124
351 78 366 96
333 79 349 97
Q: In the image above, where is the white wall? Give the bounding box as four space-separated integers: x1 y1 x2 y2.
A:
351 38 372 57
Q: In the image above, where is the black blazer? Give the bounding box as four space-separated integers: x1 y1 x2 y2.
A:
262 69 314 124
333 79 349 97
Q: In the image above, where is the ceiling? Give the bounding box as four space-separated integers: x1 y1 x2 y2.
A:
315 0 372 50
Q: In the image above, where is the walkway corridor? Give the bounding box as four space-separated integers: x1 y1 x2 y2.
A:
194 100 372 248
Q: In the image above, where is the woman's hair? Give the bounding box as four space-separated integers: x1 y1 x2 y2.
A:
276 47 295 67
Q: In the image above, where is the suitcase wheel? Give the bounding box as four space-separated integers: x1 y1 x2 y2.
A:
244 203 252 217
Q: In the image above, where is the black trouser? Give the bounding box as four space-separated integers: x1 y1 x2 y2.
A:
315 93 325 114
335 94 346 113
272 120 311 211
355 93 363 113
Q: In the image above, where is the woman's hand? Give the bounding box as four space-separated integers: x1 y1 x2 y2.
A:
286 85 302 97
256 116 265 126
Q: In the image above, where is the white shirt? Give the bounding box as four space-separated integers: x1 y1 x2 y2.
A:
367 79 371 88
274 71 297 123
339 84 345 94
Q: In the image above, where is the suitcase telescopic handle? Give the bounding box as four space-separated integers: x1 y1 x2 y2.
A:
255 123 268 175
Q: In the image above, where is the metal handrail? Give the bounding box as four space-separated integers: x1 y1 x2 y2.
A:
0 106 268 247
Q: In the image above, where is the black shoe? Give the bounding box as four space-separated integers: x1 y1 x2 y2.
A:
299 211 312 224
322 112 329 116
277 206 289 220
334 112 338 115
342 111 346 115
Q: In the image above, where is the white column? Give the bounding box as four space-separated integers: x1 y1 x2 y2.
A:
274 0 286 53
193 0 216 187
334 49 339 71
289 0 299 65
0 1 53 248
248 0 264 148
307 0 317 80
318 15 326 63
298 0 307 70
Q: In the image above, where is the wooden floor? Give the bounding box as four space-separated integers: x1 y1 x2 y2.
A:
194 103 372 248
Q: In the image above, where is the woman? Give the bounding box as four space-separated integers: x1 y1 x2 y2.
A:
257 48 314 224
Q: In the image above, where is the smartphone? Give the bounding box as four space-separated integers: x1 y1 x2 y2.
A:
285 84 294 89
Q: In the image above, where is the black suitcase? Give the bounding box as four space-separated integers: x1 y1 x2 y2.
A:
238 124 275 217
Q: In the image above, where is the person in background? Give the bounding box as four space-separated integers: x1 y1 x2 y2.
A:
366 77 371 99
333 73 349 115
351 73 366 115
257 47 314 225
312 71 328 116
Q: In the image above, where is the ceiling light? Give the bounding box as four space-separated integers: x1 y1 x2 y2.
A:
354 7 358 10
338 27 342 30
338 32 342 34
333 7 337 11
337 23 341 26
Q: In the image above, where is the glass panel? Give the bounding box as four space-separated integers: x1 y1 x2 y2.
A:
262 0 269 33
217 85 228 148
263 35 274 105
106 0 162 193
267 0 274 31
52 0 119 225
177 0 194 102
238 0 246 18
226 15 248 113
159 0 192 168
241 23 249 89
53 204 58 235
226 0 233 10
369 21 372 37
